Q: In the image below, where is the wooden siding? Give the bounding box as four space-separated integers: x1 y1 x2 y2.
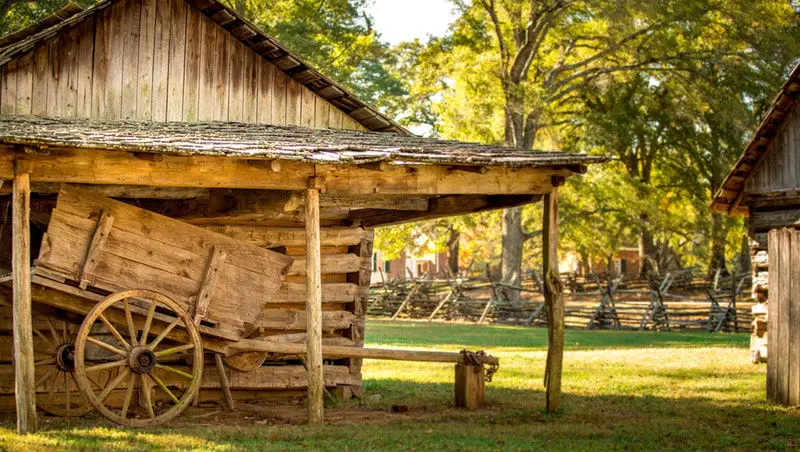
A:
745 101 800 194
0 0 364 130
767 228 800 405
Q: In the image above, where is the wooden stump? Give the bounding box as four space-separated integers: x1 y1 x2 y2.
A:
454 364 485 410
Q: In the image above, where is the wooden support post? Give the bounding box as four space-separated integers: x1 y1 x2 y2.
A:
542 189 564 414
12 171 37 434
454 364 485 409
305 180 324 425
214 353 236 411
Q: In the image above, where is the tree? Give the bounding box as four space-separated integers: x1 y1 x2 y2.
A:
391 0 800 290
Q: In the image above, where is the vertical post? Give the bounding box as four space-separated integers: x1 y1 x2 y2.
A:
13 170 37 434
305 178 324 425
542 187 564 414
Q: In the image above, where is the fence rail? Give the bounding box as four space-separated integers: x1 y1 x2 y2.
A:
368 270 753 332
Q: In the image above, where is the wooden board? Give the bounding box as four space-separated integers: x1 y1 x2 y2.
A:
0 147 559 196
36 185 293 338
0 0 363 131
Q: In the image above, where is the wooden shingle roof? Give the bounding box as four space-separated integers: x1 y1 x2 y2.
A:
0 116 608 169
0 0 405 133
711 61 800 215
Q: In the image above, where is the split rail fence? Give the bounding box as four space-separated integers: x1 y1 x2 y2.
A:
368 269 754 332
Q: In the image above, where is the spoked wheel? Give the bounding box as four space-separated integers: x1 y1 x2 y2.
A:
33 316 95 417
73 290 204 428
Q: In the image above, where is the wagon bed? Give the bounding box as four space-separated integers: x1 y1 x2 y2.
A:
35 185 293 341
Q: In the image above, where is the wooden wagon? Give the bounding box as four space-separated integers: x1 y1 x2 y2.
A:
14 184 294 427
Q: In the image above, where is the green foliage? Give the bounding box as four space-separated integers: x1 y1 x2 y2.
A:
0 0 95 36
376 0 800 275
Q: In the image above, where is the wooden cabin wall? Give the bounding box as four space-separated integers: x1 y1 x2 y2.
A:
0 0 364 130
745 101 800 194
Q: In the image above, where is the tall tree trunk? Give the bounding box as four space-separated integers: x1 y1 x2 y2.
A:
447 225 460 275
736 231 751 276
638 212 657 277
708 212 728 277
501 206 524 306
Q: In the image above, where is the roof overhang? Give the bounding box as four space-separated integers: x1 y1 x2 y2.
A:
711 61 800 217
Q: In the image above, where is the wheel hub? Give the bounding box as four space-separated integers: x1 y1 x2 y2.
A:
128 346 157 374
55 343 75 372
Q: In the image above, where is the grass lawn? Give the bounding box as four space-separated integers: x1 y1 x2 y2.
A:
0 320 798 451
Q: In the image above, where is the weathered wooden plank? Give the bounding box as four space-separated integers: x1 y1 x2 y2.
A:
78 210 115 289
151 0 171 121
91 8 110 118
105 1 125 119
1 60 17 115
329 107 343 130
228 38 245 122
120 0 141 119
301 87 315 128
288 254 362 276
14 53 32 116
195 246 226 323
243 51 258 123
75 18 95 118
62 27 80 117
31 46 49 116
286 77 301 126
45 38 59 116
277 282 359 304
767 229 778 402
212 28 230 120
272 70 288 125
200 226 366 248
255 59 273 124
197 15 216 121
258 309 356 333
166 0 187 121
13 172 37 433
182 4 202 121
314 96 330 129
136 0 156 120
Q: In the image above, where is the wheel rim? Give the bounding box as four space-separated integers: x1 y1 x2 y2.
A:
33 316 96 417
73 290 204 428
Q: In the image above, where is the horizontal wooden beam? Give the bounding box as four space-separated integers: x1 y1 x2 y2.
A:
0 147 562 195
229 339 500 366
349 194 541 227
0 183 212 199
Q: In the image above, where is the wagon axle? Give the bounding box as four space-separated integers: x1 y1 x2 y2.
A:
128 347 157 374
54 343 75 372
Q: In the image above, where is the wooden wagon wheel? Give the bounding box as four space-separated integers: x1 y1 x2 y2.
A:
73 290 204 428
33 316 95 417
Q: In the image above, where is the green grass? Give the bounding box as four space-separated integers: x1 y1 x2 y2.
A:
0 321 798 451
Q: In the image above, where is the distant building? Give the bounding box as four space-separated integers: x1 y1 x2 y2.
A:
560 248 641 277
371 250 449 284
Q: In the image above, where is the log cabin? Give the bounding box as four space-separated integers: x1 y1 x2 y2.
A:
0 0 606 431
712 61 800 406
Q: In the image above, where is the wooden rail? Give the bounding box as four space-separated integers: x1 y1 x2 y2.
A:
228 339 500 366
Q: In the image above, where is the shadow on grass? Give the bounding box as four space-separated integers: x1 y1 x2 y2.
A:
366 321 750 351
1 380 797 451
